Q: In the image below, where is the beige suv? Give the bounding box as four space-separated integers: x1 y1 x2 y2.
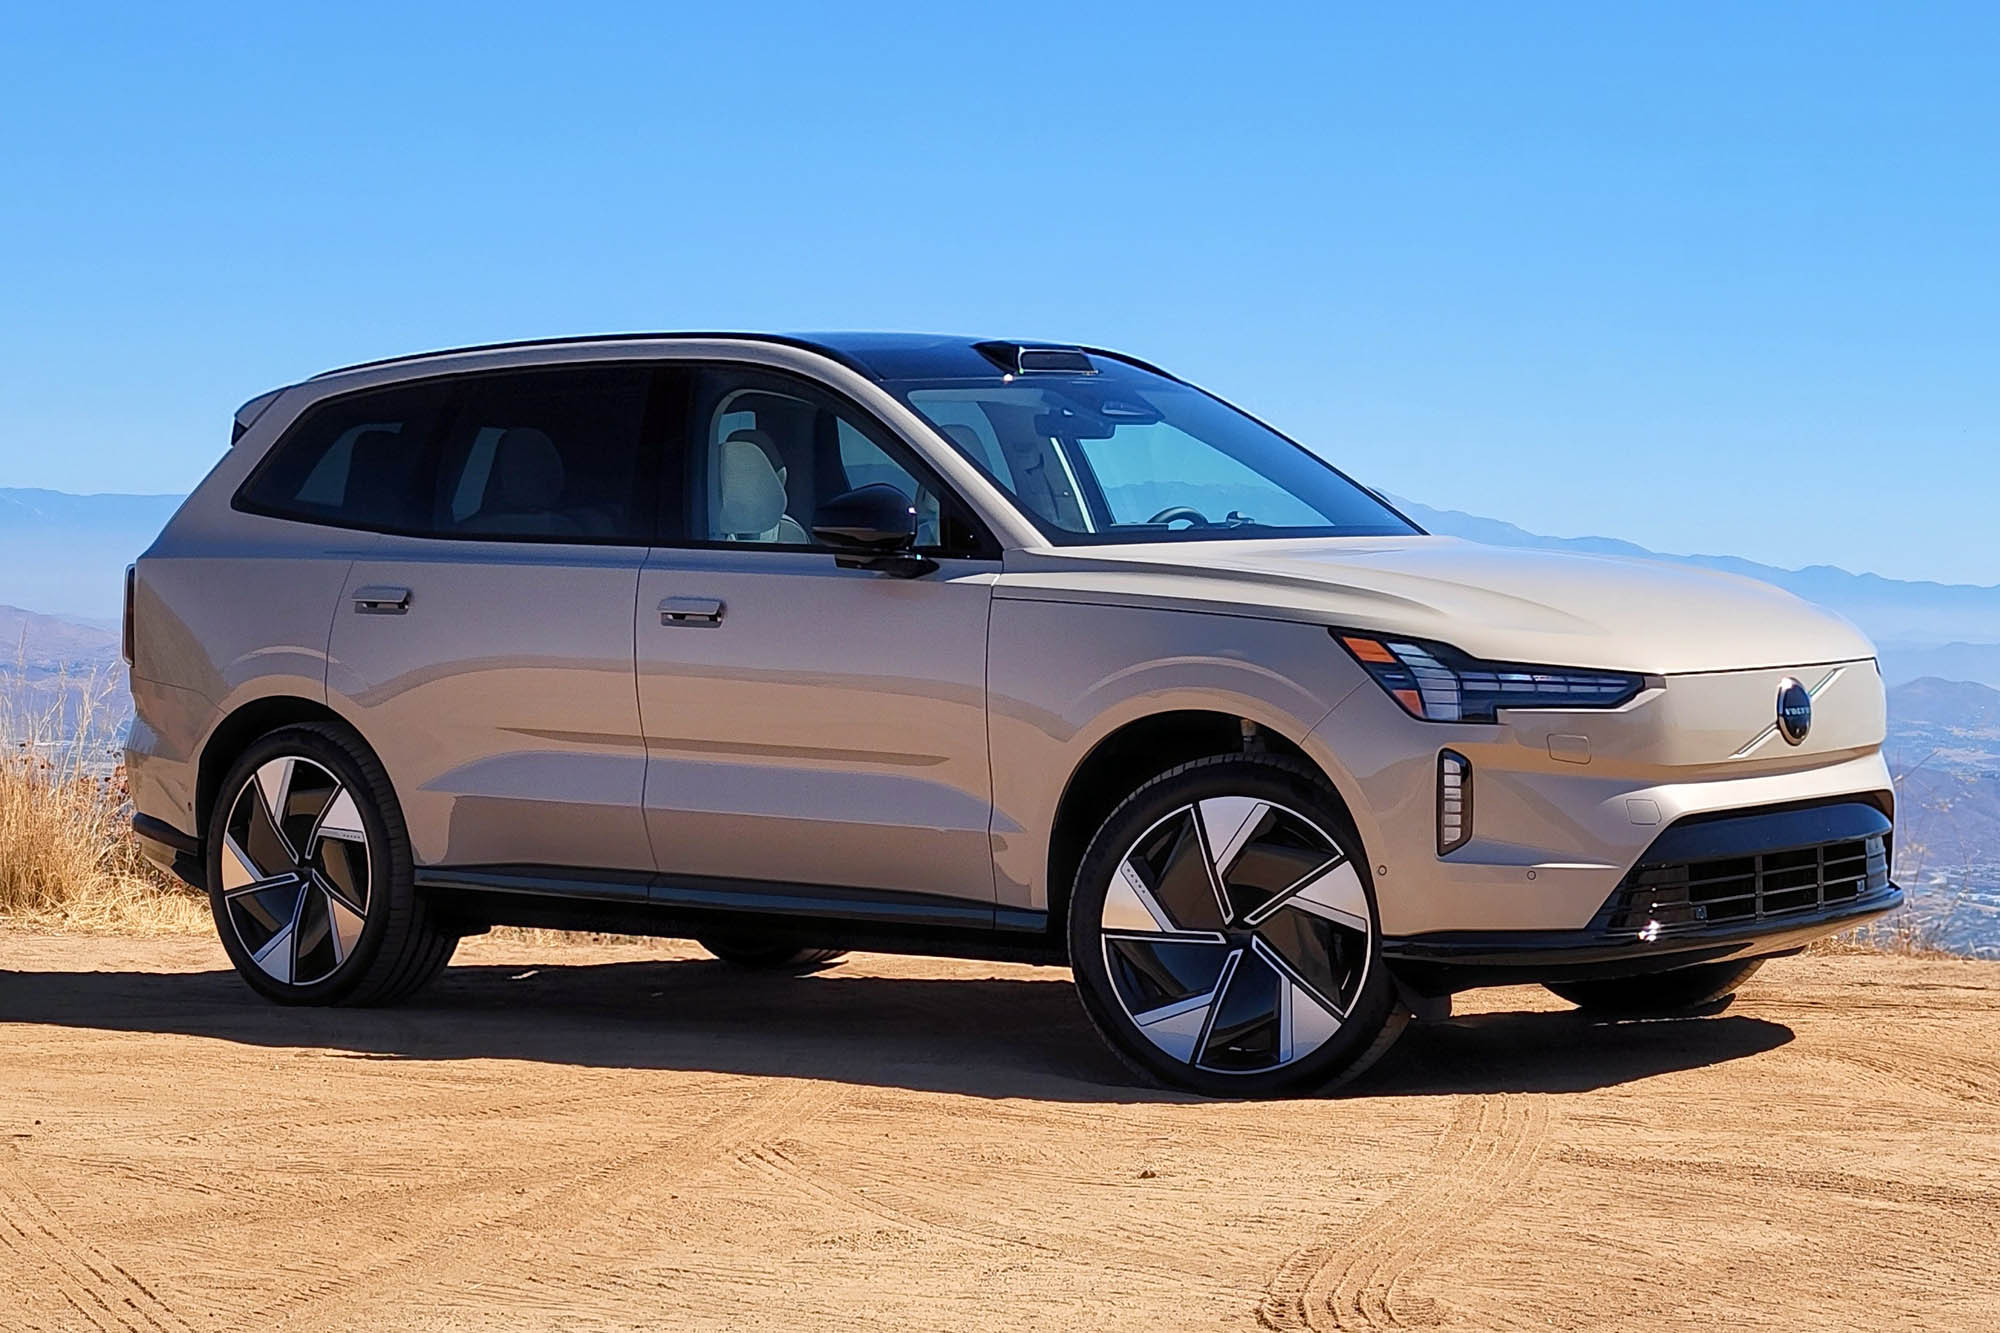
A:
126 333 1901 1095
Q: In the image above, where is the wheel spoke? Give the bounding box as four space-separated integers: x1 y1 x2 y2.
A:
1241 852 1348 927
1254 908 1369 1019
1277 859 1371 934
1102 933 1234 1018
223 871 303 902
220 831 281 892
1196 947 1285 1072
271 762 341 860
309 786 366 848
1195 797 1267 886
245 879 307 985
1211 803 1342 926
1125 807 1229 931
1103 858 1178 933
327 892 367 964
234 774 297 877
292 887 340 983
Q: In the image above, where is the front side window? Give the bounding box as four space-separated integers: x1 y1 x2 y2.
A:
237 364 658 544
687 366 989 557
893 360 1418 544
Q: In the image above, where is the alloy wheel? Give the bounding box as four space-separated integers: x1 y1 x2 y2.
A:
218 756 372 987
1098 796 1373 1076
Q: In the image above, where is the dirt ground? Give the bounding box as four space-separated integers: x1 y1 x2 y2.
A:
2 931 1996 1332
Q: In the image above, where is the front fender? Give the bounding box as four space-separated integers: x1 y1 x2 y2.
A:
986 596 1371 912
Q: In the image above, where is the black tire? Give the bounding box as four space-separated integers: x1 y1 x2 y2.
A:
1546 959 1763 1016
205 722 456 1006
1067 754 1407 1097
697 937 849 973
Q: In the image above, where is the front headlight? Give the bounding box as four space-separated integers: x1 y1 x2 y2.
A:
1335 631 1645 722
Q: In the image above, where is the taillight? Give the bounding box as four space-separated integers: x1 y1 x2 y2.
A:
122 565 136 666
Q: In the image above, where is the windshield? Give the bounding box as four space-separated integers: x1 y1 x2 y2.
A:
891 360 1418 544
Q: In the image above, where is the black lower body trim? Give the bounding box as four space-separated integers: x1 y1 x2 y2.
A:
132 814 205 890
414 865 1061 965
1382 882 1900 994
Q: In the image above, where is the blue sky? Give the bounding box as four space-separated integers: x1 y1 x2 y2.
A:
2 3 1996 584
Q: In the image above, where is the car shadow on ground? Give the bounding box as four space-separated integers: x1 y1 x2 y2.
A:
0 957 1793 1104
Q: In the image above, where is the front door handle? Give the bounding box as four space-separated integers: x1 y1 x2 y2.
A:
353 586 411 615
659 596 725 627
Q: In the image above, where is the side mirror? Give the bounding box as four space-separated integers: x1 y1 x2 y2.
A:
811 484 937 578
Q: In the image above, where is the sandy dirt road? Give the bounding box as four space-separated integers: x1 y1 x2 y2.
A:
2 930 1996 1332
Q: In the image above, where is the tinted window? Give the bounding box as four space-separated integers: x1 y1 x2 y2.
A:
688 366 989 557
238 365 659 543
431 365 655 542
238 382 452 533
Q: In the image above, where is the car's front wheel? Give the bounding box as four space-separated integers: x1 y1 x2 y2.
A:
1545 959 1763 1016
1067 755 1406 1097
206 723 456 1006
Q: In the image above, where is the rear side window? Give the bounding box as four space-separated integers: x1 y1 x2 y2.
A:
430 366 655 542
237 365 660 544
238 382 452 533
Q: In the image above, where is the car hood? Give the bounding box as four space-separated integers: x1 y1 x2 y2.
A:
997 536 1876 675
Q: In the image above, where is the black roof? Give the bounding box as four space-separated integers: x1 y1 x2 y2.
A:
315 331 1179 384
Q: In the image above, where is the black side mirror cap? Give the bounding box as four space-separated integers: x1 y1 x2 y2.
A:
812 484 937 578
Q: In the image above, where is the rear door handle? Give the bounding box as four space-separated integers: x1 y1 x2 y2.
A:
353 586 411 615
659 596 725 627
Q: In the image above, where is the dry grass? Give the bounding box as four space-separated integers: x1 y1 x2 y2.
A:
0 664 208 935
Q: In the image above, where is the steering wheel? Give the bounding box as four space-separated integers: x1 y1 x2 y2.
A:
1147 505 1211 529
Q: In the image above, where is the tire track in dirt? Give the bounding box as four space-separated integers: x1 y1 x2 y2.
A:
251 1078 849 1330
1257 1094 1550 1332
740 1143 1255 1304
1551 1146 1999 1211
0 1149 197 1333
1812 1045 1999 1105
72 1081 747 1250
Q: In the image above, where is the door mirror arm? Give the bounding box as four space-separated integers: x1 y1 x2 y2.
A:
833 551 939 578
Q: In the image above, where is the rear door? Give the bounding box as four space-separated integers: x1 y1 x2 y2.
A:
635 363 1000 910
324 362 666 882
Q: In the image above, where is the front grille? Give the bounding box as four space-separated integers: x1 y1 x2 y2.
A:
1600 832 1890 938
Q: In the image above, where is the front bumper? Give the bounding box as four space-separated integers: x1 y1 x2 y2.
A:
1382 801 1900 993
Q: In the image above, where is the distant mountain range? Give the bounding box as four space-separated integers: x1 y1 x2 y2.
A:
3 484 1996 687
0 488 184 628
1385 496 2000 688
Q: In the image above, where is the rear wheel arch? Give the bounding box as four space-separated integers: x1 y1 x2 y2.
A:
195 695 353 837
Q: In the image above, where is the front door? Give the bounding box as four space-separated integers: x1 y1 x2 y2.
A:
325 362 664 882
635 364 999 909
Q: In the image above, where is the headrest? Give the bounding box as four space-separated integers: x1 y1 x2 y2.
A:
717 437 789 538
490 427 564 510
724 428 785 472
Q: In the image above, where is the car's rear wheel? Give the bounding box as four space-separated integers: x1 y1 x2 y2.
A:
206 723 455 1006
1067 755 1406 1097
1546 959 1763 1016
697 937 849 972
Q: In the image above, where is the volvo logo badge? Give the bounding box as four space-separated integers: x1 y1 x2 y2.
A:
1775 677 1813 745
